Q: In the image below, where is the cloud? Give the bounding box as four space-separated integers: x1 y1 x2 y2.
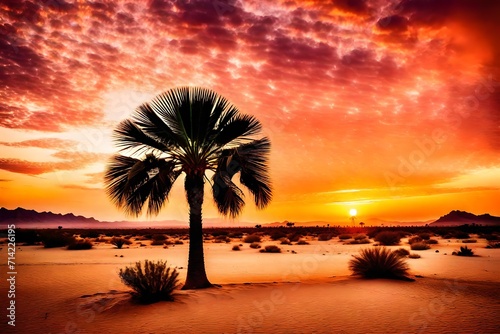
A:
0 138 78 149
0 151 108 175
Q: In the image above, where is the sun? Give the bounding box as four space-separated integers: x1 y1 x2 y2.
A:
349 208 357 217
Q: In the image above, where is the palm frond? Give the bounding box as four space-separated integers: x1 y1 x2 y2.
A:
233 137 272 208
114 119 168 155
212 173 245 217
214 114 263 146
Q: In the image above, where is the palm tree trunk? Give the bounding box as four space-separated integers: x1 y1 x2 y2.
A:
182 173 213 289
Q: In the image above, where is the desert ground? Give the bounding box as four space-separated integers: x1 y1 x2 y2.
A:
0 228 499 334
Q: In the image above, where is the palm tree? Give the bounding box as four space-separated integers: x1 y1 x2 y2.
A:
104 87 272 289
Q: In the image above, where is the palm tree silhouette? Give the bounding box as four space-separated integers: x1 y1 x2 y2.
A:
104 87 272 289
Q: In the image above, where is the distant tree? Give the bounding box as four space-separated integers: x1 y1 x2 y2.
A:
255 224 262 229
359 222 365 228
58 226 63 230
286 222 295 227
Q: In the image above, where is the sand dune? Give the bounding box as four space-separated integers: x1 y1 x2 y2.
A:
1 237 499 333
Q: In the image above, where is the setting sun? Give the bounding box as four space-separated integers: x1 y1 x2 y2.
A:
349 209 357 217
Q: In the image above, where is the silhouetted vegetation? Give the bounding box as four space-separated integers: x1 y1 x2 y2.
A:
67 239 93 250
410 242 430 250
349 247 411 280
270 231 287 240
40 232 75 248
393 248 410 257
462 239 477 243
232 245 241 251
318 233 333 241
119 260 179 303
408 253 421 259
260 245 281 253
111 237 132 249
243 234 262 243
249 242 261 249
296 239 310 245
374 231 401 246
454 246 474 256
338 234 352 240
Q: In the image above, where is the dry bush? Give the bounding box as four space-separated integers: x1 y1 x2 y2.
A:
348 247 411 280
410 242 430 250
232 245 241 251
119 260 179 303
296 239 310 245
67 239 93 250
249 242 261 249
393 248 410 257
318 233 333 241
338 234 352 240
111 237 132 249
462 239 477 243
374 231 401 246
243 234 262 243
408 253 421 259
260 245 281 253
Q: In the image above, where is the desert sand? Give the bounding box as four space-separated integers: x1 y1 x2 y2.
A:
1 235 499 334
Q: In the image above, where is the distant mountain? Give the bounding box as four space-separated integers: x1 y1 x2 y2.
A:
0 207 252 228
430 210 500 226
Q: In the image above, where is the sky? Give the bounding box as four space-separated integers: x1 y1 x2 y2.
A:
0 0 499 225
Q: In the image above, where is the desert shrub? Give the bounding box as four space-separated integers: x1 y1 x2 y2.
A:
243 234 261 243
232 245 241 251
151 239 165 246
354 234 368 240
260 245 281 253
418 233 432 240
346 238 371 245
142 234 153 240
410 242 430 250
348 247 410 280
455 246 474 256
152 234 167 241
79 230 101 239
454 231 470 239
318 233 333 241
462 239 477 243
408 236 423 244
269 231 287 241
211 230 229 237
374 231 401 246
214 235 231 243
119 260 179 303
338 234 352 240
393 248 410 257
40 232 74 248
486 242 500 249
67 239 93 250
280 238 291 245
483 234 498 241
287 233 302 242
249 242 261 249
228 232 243 238
111 237 132 249
426 239 438 244
408 253 421 259
16 230 40 245
296 239 309 245
174 240 184 245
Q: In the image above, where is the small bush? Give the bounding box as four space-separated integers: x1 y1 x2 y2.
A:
67 239 93 250
40 232 74 248
296 239 309 245
374 231 401 246
214 235 231 243
111 237 132 249
152 234 167 241
348 247 411 280
269 231 287 240
345 238 370 245
287 233 302 242
483 234 498 241
426 239 438 244
454 231 470 239
318 233 333 241
119 260 179 303
408 236 423 244
418 233 432 240
249 242 261 249
16 230 40 245
410 242 430 250
462 239 477 243
79 230 101 239
174 240 184 245
338 234 352 240
486 242 500 248
243 234 261 243
151 239 165 246
354 234 368 240
393 248 410 257
408 253 421 259
232 245 241 251
280 238 291 245
260 245 281 253
455 246 474 256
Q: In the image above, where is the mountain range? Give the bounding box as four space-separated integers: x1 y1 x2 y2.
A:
1 207 499 228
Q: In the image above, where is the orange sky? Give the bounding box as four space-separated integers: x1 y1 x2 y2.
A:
1 0 499 225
